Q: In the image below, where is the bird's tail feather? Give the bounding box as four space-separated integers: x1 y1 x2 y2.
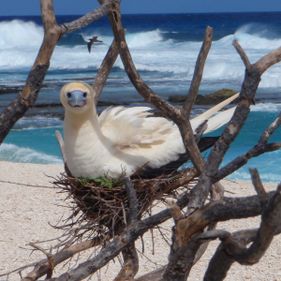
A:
204 107 236 133
191 93 239 133
193 93 239 123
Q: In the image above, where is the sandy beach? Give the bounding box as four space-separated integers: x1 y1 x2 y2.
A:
0 160 280 280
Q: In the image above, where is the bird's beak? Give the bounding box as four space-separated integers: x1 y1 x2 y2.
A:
67 90 87 108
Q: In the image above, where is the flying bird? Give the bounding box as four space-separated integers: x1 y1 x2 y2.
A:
60 82 238 179
87 36 102 53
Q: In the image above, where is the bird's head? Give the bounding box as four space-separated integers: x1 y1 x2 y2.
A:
60 82 95 115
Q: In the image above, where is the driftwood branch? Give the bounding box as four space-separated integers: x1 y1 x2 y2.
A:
250 168 267 205
233 39 251 69
125 177 139 224
106 1 180 123
15 179 281 281
203 183 281 281
114 242 139 281
215 111 281 181
108 1 209 172
60 0 114 33
44 186 280 281
113 178 140 280
187 40 281 211
22 239 101 281
182 26 213 117
259 111 281 144
93 39 119 102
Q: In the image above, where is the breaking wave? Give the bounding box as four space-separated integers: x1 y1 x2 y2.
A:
0 143 62 164
2 20 281 88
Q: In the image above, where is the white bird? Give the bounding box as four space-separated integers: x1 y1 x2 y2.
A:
60 82 238 179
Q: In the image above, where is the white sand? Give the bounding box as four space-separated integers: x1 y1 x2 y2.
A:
0 161 280 280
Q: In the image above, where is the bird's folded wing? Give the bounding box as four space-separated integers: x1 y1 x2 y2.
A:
98 106 176 151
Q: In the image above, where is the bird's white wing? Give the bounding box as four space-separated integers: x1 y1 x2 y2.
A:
99 106 184 168
99 106 177 150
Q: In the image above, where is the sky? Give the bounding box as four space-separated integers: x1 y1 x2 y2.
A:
1 0 281 16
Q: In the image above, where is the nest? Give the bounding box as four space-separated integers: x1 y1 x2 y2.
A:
53 169 198 241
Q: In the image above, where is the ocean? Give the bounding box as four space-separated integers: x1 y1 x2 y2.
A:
0 12 280 182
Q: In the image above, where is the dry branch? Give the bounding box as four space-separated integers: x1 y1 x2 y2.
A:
107 0 211 172
40 184 279 281
215 112 281 181
61 0 114 33
203 183 281 281
107 1 180 121
114 242 139 281
233 40 251 69
187 39 281 214
93 39 119 101
250 168 267 205
182 26 213 117
21 239 101 281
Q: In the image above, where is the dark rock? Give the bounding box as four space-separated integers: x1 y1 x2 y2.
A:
168 95 186 103
0 85 23 94
168 88 237 105
34 103 62 108
196 88 237 105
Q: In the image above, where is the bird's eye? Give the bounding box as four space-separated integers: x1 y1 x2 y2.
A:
83 92 87 98
66 92 71 98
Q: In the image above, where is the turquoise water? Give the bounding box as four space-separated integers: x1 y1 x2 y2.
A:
2 127 63 164
2 110 280 182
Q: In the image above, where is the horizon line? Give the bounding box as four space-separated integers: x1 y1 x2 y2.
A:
1 10 281 17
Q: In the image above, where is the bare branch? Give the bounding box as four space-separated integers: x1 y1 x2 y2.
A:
168 201 184 222
125 177 139 224
22 239 101 281
215 111 281 181
114 243 139 281
107 2 179 121
60 0 114 33
18 181 279 281
204 183 281 281
211 182 224 201
233 39 251 69
182 26 213 117
205 42 262 176
255 47 281 74
259 111 281 144
93 39 119 102
216 141 281 181
29 243 55 279
107 1 205 172
250 168 267 205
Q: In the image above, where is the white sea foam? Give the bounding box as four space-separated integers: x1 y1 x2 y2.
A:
0 20 42 69
0 20 43 49
14 116 62 130
1 20 281 88
0 143 62 164
229 169 280 183
251 103 281 112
